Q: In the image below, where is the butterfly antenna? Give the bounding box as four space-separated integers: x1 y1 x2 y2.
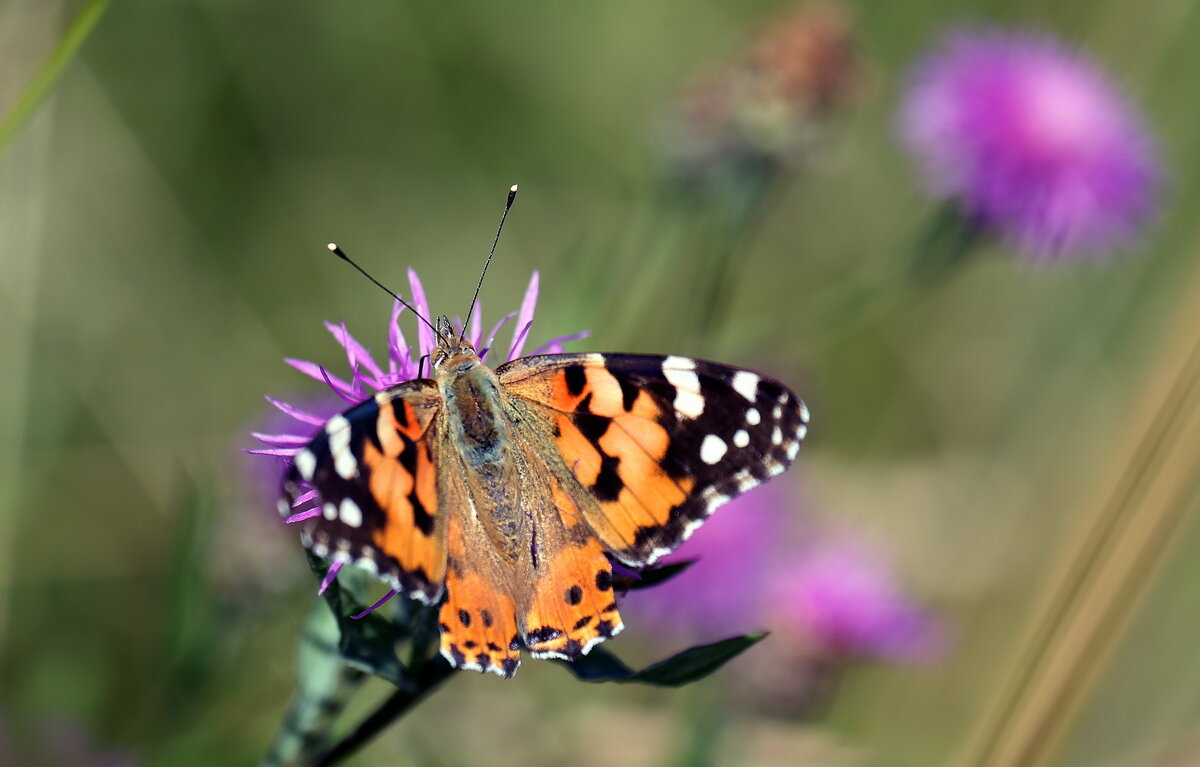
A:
326 243 448 344
460 184 518 342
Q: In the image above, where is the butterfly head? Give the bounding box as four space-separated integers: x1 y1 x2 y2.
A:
431 315 479 371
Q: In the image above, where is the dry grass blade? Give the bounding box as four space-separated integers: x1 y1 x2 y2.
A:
957 257 1200 767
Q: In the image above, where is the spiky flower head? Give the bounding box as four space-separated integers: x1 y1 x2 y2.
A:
900 29 1160 260
251 269 584 459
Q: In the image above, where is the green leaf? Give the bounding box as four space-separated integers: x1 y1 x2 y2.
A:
612 559 697 591
559 633 767 687
262 599 368 767
558 646 634 681
626 633 767 686
309 555 415 691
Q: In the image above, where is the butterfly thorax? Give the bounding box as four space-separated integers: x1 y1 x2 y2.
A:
433 330 526 560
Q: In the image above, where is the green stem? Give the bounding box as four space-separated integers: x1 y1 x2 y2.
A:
0 0 111 158
311 657 456 767
262 601 369 767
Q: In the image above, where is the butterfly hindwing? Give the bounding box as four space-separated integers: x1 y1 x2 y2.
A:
438 505 523 678
282 380 447 603
519 470 624 660
498 353 809 566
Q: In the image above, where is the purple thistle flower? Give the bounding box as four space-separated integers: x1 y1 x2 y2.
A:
900 29 1160 260
250 268 587 598
769 538 944 662
623 479 942 664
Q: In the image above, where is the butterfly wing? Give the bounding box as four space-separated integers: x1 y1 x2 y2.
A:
515 466 624 660
282 380 448 603
497 353 809 566
435 457 524 678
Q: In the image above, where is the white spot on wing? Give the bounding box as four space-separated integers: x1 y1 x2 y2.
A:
733 469 756 492
326 415 358 479
746 408 761 426
701 486 730 513
733 429 750 448
799 401 810 423
581 621 624 655
797 423 808 441
771 426 783 445
700 434 727 464
663 356 705 419
339 498 363 528
295 449 317 481
323 502 337 520
786 440 800 461
731 371 760 402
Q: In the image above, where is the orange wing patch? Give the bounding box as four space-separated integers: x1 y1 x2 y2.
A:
505 360 697 558
357 399 446 592
552 414 693 560
521 479 623 659
438 514 522 678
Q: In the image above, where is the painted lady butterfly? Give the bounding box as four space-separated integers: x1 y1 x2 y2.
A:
280 196 809 679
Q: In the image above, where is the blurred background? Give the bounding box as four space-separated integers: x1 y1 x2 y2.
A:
2 1 1199 765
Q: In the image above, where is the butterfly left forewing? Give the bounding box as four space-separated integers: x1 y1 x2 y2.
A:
282 380 448 603
498 353 808 566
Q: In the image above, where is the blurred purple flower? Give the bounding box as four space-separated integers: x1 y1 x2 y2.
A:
900 29 1160 260
769 539 943 662
624 480 942 665
621 482 789 644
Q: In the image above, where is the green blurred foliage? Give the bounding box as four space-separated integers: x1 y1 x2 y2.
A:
2 1 1199 766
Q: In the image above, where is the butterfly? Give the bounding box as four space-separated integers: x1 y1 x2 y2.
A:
281 312 808 678
278 189 808 678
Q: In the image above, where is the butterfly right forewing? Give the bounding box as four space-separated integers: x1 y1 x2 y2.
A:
497 353 809 566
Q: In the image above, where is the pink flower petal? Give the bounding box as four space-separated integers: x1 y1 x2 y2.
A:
291 488 319 506
351 589 400 619
531 330 591 356
285 509 322 524
251 432 312 447
318 561 344 596
507 320 533 362
285 358 356 398
468 299 483 347
265 396 326 427
508 271 539 360
480 311 517 362
244 447 298 457
407 268 435 358
326 320 385 381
